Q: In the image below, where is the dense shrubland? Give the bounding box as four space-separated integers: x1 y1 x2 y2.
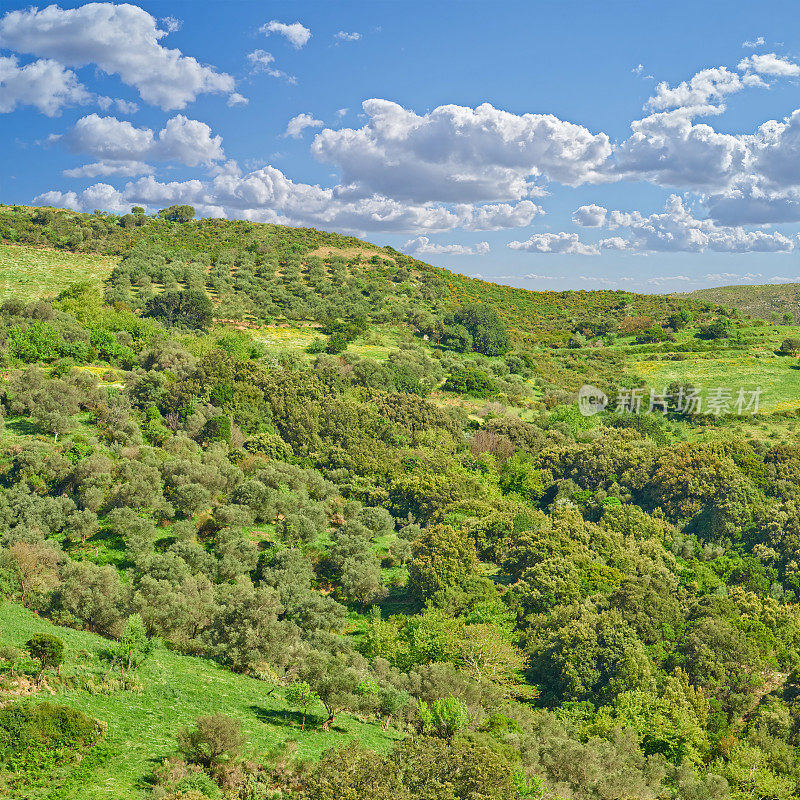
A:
0 205 799 798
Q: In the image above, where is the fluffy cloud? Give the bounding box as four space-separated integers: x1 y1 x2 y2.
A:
35 163 542 236
29 169 444 234
311 99 611 203
63 160 153 178
704 272 762 282
738 53 800 76
704 183 800 226
507 232 599 255
572 203 607 226
701 111 800 224
55 114 224 168
0 54 90 115
402 237 489 256
611 110 748 191
284 113 324 139
511 197 795 257
457 200 543 230
0 3 235 110
334 31 361 42
645 67 763 115
259 21 311 49
101 97 138 114
742 36 766 48
607 59 800 202
599 195 795 253
36 181 133 214
749 110 800 187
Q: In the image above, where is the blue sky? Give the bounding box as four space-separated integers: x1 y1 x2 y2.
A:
3 1 800 292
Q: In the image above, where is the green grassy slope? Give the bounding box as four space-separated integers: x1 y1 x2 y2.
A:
0 603 399 800
0 244 116 301
676 282 800 323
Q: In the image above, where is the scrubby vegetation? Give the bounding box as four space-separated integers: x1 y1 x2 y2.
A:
0 204 800 798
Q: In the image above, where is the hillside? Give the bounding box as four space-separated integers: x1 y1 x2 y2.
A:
0 203 705 347
676 282 800 323
0 603 397 799
0 205 800 800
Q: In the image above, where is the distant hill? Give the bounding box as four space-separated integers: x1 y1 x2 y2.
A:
0 203 702 347
675 282 800 323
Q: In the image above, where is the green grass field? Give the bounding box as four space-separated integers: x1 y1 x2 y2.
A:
0 603 399 800
676 282 800 323
633 352 800 413
0 244 116 301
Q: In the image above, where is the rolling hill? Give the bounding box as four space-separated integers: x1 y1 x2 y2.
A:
676 281 800 323
1 204 800 800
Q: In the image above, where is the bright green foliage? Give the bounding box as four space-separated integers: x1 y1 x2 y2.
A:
290 737 523 800
111 614 153 674
442 367 497 397
159 205 196 223
696 319 730 339
0 205 799 800
417 696 471 739
0 702 103 795
498 453 546 503
285 680 320 730
454 304 510 356
778 337 800 355
26 633 64 680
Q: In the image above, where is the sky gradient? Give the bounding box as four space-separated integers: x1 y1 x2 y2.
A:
2 1 800 292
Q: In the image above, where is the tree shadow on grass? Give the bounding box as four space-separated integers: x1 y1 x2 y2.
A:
5 417 40 436
249 705 346 733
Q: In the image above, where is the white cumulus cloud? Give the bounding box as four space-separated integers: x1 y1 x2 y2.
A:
600 195 795 253
284 113 324 139
63 160 153 178
738 53 800 77
645 67 764 116
35 166 542 237
573 203 607 226
457 200 543 230
260 21 311 49
55 113 224 168
311 99 611 204
507 232 599 255
0 54 91 115
0 3 236 110
402 237 490 256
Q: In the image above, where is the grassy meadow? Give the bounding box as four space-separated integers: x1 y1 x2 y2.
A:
0 244 116 301
0 603 399 800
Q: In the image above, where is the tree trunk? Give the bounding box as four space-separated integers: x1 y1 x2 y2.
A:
321 710 335 730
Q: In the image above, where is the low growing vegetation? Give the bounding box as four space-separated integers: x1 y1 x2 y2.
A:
0 204 798 798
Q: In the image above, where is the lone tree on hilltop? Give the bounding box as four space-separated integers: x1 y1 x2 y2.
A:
158 204 195 223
